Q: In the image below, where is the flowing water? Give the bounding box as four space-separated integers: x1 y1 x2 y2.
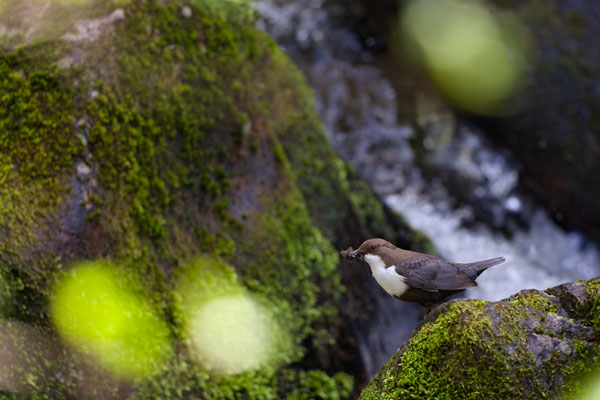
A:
253 0 600 375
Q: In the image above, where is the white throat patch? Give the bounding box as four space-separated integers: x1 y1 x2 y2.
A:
364 254 409 297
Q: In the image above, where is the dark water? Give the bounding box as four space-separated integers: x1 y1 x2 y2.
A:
253 0 600 376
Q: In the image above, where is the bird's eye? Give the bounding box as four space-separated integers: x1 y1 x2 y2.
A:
370 245 376 250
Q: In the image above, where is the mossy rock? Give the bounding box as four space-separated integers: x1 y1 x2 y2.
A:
360 279 600 400
0 0 430 398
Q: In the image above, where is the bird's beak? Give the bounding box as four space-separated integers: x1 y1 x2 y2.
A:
351 250 362 260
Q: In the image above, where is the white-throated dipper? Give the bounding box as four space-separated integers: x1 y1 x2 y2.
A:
341 238 505 312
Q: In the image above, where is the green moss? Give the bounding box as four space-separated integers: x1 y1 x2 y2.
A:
584 279 600 330
560 341 600 399
237 190 343 360
284 370 354 400
0 42 85 325
0 46 81 197
135 356 352 400
132 255 352 400
510 290 560 314
361 299 597 400
77 0 268 250
0 54 80 183
344 166 397 240
90 1 350 356
173 255 243 313
254 49 351 239
361 300 529 400
258 54 433 251
194 228 236 257
0 0 403 397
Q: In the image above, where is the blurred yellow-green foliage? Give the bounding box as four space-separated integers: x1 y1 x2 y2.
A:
51 261 172 379
401 0 529 115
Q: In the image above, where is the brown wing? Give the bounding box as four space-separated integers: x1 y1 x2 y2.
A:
395 257 477 292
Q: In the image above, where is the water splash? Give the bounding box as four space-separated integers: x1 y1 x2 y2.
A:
386 190 600 302
252 0 600 296
253 0 600 376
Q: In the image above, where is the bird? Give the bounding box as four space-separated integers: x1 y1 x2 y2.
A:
341 238 505 312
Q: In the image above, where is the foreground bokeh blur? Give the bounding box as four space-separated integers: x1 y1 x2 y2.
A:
176 256 280 375
51 261 171 379
2 0 599 396
400 0 529 115
189 294 274 374
581 377 600 400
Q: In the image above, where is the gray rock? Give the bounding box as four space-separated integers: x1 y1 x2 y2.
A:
360 277 600 399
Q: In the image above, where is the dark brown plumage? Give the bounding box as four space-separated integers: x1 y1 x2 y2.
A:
343 238 505 312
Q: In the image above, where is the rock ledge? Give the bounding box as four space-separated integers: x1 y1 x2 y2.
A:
360 278 600 399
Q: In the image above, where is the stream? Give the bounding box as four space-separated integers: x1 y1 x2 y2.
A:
253 0 600 375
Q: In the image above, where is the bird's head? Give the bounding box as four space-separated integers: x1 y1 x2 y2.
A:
351 238 392 261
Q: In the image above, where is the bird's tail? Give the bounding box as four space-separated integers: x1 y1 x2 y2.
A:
460 257 506 280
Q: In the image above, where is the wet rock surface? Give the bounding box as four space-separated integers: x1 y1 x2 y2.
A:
0 1 434 396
